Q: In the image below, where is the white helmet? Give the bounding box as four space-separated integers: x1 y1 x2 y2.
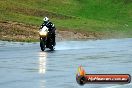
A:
43 17 49 22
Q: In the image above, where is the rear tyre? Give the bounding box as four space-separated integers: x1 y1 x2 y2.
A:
49 38 54 51
49 45 54 51
40 40 45 51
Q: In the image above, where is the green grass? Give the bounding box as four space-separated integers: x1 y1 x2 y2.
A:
0 0 132 37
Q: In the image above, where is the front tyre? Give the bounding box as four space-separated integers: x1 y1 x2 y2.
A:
40 40 45 51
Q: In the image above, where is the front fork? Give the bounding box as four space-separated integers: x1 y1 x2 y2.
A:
40 37 46 46
40 36 47 41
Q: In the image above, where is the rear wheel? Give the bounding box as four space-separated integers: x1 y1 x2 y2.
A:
40 40 45 51
49 45 54 51
49 38 54 51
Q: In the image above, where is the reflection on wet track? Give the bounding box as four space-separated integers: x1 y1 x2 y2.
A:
0 38 132 88
39 52 47 74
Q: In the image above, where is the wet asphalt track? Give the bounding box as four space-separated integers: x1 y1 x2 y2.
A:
0 38 132 88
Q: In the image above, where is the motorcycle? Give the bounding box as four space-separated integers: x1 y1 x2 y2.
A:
39 26 55 51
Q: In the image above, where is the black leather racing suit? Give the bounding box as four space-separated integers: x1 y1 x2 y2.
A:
40 21 56 46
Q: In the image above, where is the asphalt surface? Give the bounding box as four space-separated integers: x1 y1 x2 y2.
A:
0 38 132 88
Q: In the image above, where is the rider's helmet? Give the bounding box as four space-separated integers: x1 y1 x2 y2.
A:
43 17 49 23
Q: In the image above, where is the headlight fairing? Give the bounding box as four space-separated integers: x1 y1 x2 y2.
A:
39 31 48 36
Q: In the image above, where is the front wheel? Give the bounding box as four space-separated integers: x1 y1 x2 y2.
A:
40 40 45 51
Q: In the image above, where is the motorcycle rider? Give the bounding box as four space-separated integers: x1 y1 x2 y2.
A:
40 17 56 46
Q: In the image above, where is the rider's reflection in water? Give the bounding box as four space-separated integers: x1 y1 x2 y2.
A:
38 52 47 88
39 52 47 74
